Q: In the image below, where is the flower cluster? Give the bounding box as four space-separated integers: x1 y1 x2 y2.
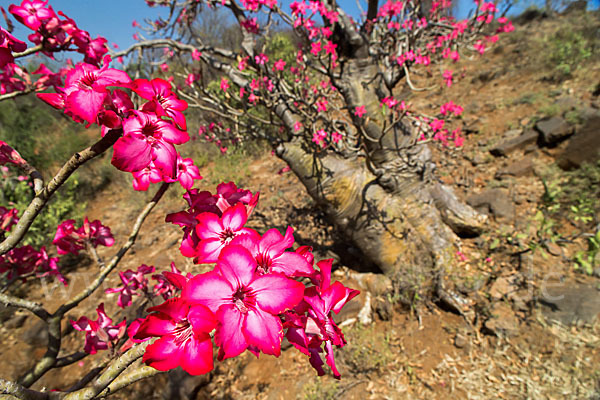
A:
71 304 126 354
0 244 65 284
123 184 359 378
53 217 114 255
0 26 26 68
105 263 186 307
8 0 108 65
36 57 201 191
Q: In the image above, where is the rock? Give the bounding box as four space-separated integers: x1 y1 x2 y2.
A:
490 276 518 301
557 116 600 170
545 242 562 257
489 129 538 157
503 129 523 139
540 283 600 325
467 189 515 220
375 298 393 321
580 106 600 122
484 303 519 337
0 304 15 323
468 153 488 166
495 158 534 179
163 369 210 400
536 116 573 146
454 333 468 348
348 272 393 296
554 96 578 111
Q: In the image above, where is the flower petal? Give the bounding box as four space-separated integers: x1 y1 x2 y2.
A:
111 134 151 172
214 304 247 360
243 308 283 356
251 273 305 314
180 334 214 375
142 336 181 371
183 271 232 313
216 245 257 289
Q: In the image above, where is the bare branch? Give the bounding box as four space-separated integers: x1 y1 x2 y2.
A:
98 366 162 397
61 342 151 400
0 379 48 400
0 293 49 320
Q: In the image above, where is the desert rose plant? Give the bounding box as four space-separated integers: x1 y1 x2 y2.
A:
0 0 509 397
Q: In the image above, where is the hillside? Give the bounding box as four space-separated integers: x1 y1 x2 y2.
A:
1 8 599 400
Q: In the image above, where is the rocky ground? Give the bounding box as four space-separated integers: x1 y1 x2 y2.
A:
1 8 600 400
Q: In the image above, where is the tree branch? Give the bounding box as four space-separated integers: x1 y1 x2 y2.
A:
0 293 49 320
0 379 48 400
61 342 150 400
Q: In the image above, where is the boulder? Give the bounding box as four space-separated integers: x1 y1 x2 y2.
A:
536 116 573 146
484 303 519 337
466 188 515 220
489 129 538 157
495 158 534 179
557 116 600 170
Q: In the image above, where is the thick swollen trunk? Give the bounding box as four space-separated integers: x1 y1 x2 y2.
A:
276 142 485 297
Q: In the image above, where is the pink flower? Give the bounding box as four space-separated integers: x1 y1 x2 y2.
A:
442 69 453 87
112 111 188 176
0 27 27 68
0 206 19 232
310 41 321 56
0 140 27 167
273 59 286 72
254 53 268 65
220 77 230 92
8 0 54 31
354 105 367 118
331 132 343 144
183 245 305 360
285 259 359 379
71 304 126 354
134 297 216 375
324 41 337 56
159 63 169 72
194 203 255 263
53 218 114 255
316 98 327 112
241 17 260 33
60 56 131 124
105 264 155 308
133 78 188 130
191 49 202 61
132 162 163 191
174 156 202 190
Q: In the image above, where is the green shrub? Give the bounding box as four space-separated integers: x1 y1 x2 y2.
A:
1 167 85 248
